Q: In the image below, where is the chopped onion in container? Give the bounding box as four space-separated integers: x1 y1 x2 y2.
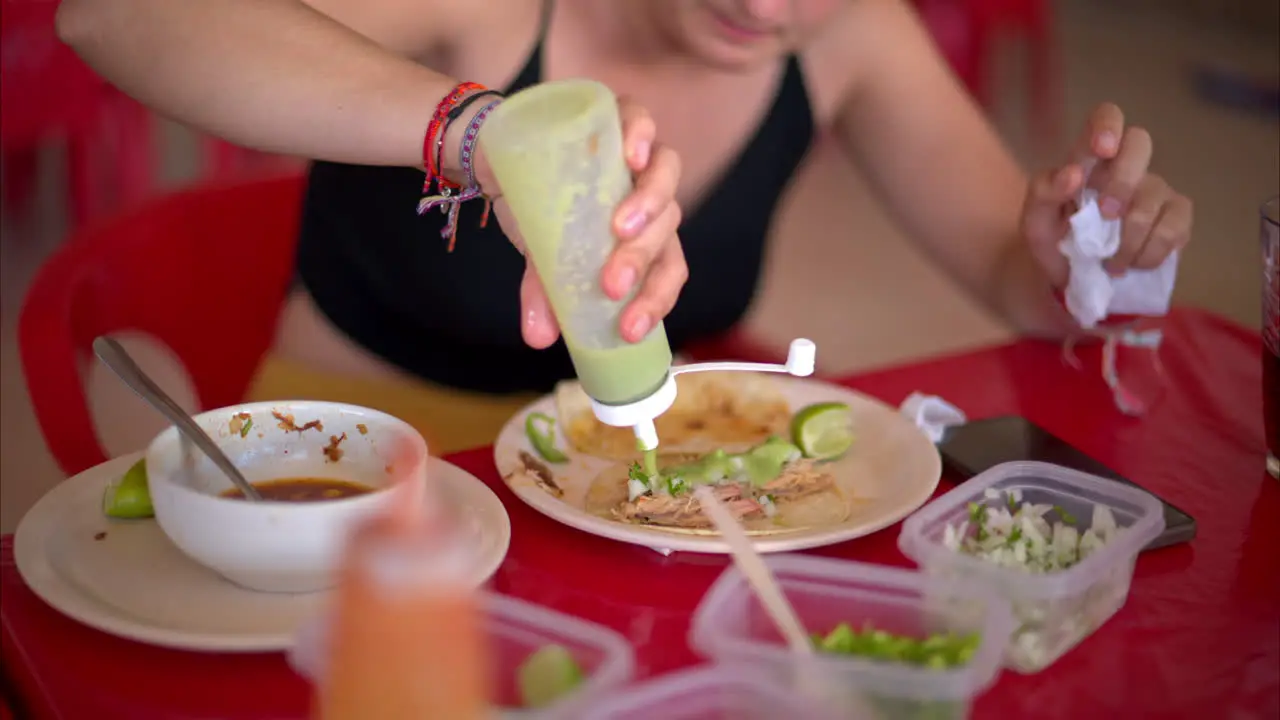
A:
940 488 1129 672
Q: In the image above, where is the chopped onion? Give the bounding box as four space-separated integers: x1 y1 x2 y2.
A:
627 478 648 502
938 488 1129 671
943 492 1119 574
759 494 778 518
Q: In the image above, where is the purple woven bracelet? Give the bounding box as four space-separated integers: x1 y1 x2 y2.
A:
460 98 504 192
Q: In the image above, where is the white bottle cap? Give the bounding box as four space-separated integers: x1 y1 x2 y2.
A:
588 374 677 451
631 418 659 452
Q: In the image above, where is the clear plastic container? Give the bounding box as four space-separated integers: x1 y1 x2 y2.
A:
897 460 1166 674
581 664 844 719
479 79 672 406
688 555 1014 720
289 591 635 718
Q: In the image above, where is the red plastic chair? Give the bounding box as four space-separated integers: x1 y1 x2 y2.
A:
915 0 1060 145
1 0 155 228
19 173 304 476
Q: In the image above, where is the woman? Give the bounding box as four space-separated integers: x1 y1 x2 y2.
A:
57 0 1192 451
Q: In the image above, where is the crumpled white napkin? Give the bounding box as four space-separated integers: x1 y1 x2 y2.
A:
1058 176 1179 329
899 392 967 444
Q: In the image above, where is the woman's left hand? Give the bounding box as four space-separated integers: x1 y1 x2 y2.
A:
1021 102 1194 287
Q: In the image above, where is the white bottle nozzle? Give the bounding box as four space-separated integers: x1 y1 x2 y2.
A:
632 418 659 452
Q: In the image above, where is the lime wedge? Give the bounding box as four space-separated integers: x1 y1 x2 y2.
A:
791 402 855 460
516 644 584 709
102 458 155 519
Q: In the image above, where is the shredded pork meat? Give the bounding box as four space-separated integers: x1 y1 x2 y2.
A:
510 450 563 499
613 482 763 528
760 460 833 501
613 461 834 529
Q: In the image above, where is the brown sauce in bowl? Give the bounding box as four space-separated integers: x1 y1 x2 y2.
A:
220 478 374 503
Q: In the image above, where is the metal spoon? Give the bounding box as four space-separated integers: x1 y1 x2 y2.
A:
93 336 263 501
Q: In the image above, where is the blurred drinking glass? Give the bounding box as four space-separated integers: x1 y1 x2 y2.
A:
1261 197 1279 479
317 469 490 719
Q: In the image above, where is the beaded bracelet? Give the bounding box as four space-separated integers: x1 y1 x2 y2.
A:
461 99 502 189
462 98 505 239
432 90 503 192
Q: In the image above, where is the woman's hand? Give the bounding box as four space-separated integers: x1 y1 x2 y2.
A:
1021 103 1194 288
478 96 687 350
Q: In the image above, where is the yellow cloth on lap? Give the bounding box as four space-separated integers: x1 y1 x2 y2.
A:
246 356 538 456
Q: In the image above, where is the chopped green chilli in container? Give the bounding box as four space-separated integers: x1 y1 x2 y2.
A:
814 623 981 669
691 556 1013 720
814 623 977 720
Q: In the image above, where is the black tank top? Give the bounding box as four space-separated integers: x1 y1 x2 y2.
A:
296 16 815 396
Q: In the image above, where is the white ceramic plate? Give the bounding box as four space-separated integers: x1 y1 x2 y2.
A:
493 376 941 554
14 453 511 653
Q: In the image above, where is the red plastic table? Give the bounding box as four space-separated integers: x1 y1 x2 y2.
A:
3 308 1276 719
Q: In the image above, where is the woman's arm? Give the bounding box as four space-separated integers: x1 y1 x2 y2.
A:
58 0 691 348
56 0 465 170
828 0 1073 336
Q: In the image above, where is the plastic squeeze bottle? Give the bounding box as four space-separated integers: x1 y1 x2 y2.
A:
479 79 674 447
481 79 819 451
315 476 489 720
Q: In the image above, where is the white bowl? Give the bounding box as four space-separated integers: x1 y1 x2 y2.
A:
145 400 428 594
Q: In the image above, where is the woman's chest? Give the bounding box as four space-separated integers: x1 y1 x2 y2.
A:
442 31 826 213
580 72 789 210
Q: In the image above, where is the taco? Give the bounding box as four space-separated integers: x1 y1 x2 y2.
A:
555 371 792 461
584 437 853 534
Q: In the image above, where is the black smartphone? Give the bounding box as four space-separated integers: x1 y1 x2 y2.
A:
936 415 1196 550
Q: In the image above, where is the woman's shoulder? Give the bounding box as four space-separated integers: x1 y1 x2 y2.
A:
797 0 933 126
302 0 537 64
795 3 868 127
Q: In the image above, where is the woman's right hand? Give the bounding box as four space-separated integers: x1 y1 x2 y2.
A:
474 96 688 350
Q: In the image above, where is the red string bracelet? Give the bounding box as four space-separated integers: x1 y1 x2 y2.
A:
422 81 485 195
